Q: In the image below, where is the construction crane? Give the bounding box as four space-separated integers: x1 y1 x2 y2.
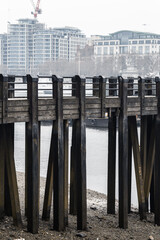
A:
30 0 42 19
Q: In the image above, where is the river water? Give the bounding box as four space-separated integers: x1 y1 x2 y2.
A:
14 122 138 208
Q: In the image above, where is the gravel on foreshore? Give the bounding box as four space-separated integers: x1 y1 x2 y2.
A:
0 172 159 240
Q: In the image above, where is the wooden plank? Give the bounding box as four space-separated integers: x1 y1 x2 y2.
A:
38 99 55 105
38 115 56 121
8 106 29 112
7 112 29 118
63 110 79 115
86 113 101 118
127 107 141 112
142 110 157 115
107 112 116 214
52 76 65 231
7 117 29 123
86 98 101 104
63 114 79 120
63 104 79 110
85 104 101 109
38 110 56 117
127 111 141 116
144 106 157 111
128 116 146 220
38 105 55 111
8 99 29 107
26 75 40 234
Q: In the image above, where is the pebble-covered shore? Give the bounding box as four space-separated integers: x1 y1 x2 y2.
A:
0 172 159 240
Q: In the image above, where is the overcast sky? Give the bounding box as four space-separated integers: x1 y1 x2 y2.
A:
1 0 160 37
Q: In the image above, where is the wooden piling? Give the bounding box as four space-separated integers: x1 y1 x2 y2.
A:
118 76 128 229
64 120 69 226
0 125 5 219
52 75 65 231
154 77 160 225
107 110 116 214
75 76 87 230
26 75 39 233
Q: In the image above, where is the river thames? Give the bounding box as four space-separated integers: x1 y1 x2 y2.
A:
14 122 138 208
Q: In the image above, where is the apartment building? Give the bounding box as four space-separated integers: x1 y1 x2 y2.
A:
0 19 86 74
33 27 86 68
94 30 160 56
7 19 45 74
0 34 7 66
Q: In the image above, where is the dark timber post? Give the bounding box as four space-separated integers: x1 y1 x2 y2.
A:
26 75 39 233
99 76 106 118
154 77 160 225
107 110 116 214
128 77 133 213
5 75 15 216
0 75 6 219
118 76 128 229
70 77 78 216
52 75 65 231
64 120 69 226
75 75 87 230
70 119 77 215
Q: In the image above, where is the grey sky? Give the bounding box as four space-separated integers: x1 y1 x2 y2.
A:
1 0 160 36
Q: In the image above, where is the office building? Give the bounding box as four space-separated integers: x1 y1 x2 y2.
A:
94 30 160 56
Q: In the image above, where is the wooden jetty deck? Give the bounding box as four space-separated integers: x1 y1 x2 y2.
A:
0 74 160 233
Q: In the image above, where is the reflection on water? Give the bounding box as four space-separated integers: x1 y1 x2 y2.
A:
14 122 138 208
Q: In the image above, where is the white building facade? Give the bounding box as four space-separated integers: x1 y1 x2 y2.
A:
94 30 160 56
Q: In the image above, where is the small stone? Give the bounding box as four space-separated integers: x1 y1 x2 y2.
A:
148 236 154 240
90 206 97 211
76 232 87 238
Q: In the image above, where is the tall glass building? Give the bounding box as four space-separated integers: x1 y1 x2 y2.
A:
1 19 86 74
7 19 44 74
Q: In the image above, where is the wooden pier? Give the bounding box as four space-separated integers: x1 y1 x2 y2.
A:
0 74 159 233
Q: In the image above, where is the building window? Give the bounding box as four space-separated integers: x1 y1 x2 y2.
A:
132 46 136 53
120 46 128 54
110 41 115 45
145 46 150 54
139 40 144 44
104 42 109 45
146 40 151 44
98 42 103 45
110 47 114 55
138 46 143 54
132 41 137 44
97 47 102 55
103 47 108 55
